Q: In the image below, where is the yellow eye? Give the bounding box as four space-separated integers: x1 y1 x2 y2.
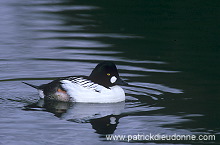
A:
107 73 110 76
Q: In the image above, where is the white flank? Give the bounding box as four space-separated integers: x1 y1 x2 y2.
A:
61 79 125 103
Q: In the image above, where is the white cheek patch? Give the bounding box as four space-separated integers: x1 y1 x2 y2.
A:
110 76 117 83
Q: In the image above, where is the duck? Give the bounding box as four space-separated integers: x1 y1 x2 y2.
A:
23 61 128 103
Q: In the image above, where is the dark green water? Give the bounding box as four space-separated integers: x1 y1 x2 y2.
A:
0 0 219 144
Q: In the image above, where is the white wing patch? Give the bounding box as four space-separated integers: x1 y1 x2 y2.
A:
62 77 106 92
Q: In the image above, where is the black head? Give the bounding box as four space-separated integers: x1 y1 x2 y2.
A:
89 61 128 88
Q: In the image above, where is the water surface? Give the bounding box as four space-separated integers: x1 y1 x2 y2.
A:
0 0 219 144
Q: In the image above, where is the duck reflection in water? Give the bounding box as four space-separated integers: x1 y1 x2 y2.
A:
24 99 125 134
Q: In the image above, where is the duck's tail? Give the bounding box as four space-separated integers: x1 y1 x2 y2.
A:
22 82 39 89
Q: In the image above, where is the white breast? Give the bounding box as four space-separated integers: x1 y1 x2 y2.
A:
60 78 125 103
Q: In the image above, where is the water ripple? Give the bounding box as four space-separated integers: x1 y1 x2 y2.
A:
131 82 183 94
30 5 100 12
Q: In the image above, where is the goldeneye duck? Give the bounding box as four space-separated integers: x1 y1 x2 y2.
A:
23 61 128 103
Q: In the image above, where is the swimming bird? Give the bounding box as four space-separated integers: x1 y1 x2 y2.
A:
23 61 128 103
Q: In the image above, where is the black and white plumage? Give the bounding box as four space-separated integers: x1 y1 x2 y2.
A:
62 76 104 93
23 61 128 103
